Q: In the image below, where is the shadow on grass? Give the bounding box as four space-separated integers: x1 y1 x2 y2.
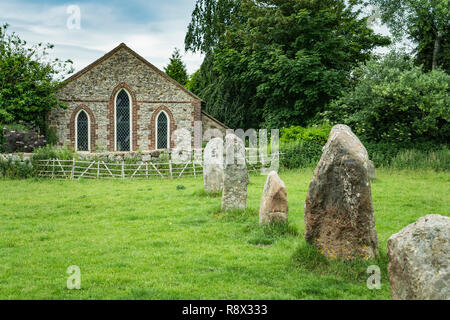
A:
291 241 389 283
246 221 299 246
192 189 222 198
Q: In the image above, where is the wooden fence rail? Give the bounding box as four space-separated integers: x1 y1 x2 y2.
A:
36 154 280 180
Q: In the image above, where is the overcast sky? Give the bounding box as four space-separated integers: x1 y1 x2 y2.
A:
0 0 394 78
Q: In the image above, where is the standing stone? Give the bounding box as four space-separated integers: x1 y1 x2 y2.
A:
365 160 376 180
259 171 288 225
304 124 378 260
221 134 249 211
388 214 449 300
203 137 224 193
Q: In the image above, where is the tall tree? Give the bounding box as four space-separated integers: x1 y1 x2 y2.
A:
368 0 449 71
185 0 242 54
187 0 390 129
164 48 189 87
0 24 73 133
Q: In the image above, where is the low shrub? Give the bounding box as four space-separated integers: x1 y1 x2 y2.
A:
0 157 35 179
1 124 46 153
280 140 323 169
31 145 75 164
280 124 331 145
389 147 450 171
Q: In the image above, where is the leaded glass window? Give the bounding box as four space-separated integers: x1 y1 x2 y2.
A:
157 112 168 149
76 110 89 151
116 89 130 151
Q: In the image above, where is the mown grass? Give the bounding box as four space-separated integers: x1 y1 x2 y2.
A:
0 168 448 299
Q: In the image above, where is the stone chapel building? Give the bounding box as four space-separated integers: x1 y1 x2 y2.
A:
49 43 227 152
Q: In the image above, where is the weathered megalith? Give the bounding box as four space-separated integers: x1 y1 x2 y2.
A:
203 137 224 193
365 160 376 180
259 171 288 225
304 124 378 260
388 214 450 300
221 133 249 211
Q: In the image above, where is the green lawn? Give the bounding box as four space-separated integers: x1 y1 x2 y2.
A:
0 169 448 300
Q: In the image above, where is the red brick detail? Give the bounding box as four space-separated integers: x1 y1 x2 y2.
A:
67 105 98 152
190 101 202 147
149 106 176 150
107 82 139 151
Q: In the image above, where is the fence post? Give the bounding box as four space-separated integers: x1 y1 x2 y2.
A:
97 160 100 179
51 159 55 179
169 160 173 179
193 161 196 177
146 162 149 179
70 158 75 180
121 161 125 179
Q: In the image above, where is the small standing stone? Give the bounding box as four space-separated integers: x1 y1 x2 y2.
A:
259 171 288 225
304 124 378 260
221 134 249 211
203 137 224 193
388 214 450 300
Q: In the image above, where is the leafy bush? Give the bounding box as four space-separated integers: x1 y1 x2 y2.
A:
0 157 35 178
31 145 75 165
389 148 449 171
280 124 331 145
324 51 450 144
280 140 324 169
1 124 46 153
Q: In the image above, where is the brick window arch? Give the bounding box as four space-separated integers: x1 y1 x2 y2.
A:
68 105 97 152
108 82 139 151
149 106 176 150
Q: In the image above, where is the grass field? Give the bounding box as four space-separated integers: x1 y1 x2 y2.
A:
0 168 448 299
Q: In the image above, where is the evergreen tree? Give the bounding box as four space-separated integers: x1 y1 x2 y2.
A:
164 48 189 87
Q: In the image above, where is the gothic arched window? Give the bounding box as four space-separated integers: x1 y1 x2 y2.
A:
156 111 169 149
76 110 89 151
115 89 131 151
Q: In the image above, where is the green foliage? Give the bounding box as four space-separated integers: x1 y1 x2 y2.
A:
164 48 189 86
368 0 449 71
31 145 75 165
187 0 390 129
389 147 450 171
0 157 34 179
324 52 450 144
43 126 58 146
185 0 242 54
0 24 73 133
280 140 324 169
280 124 331 145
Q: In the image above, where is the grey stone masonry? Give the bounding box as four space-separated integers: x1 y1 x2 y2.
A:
49 43 227 152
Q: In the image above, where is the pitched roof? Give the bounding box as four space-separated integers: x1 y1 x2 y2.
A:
201 111 229 129
60 43 202 102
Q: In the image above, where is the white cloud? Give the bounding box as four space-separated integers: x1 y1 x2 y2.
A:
0 1 203 76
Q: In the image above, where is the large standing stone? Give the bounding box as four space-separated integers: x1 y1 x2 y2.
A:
365 160 376 180
388 214 449 300
304 124 378 260
203 137 224 193
221 134 249 211
259 171 288 225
